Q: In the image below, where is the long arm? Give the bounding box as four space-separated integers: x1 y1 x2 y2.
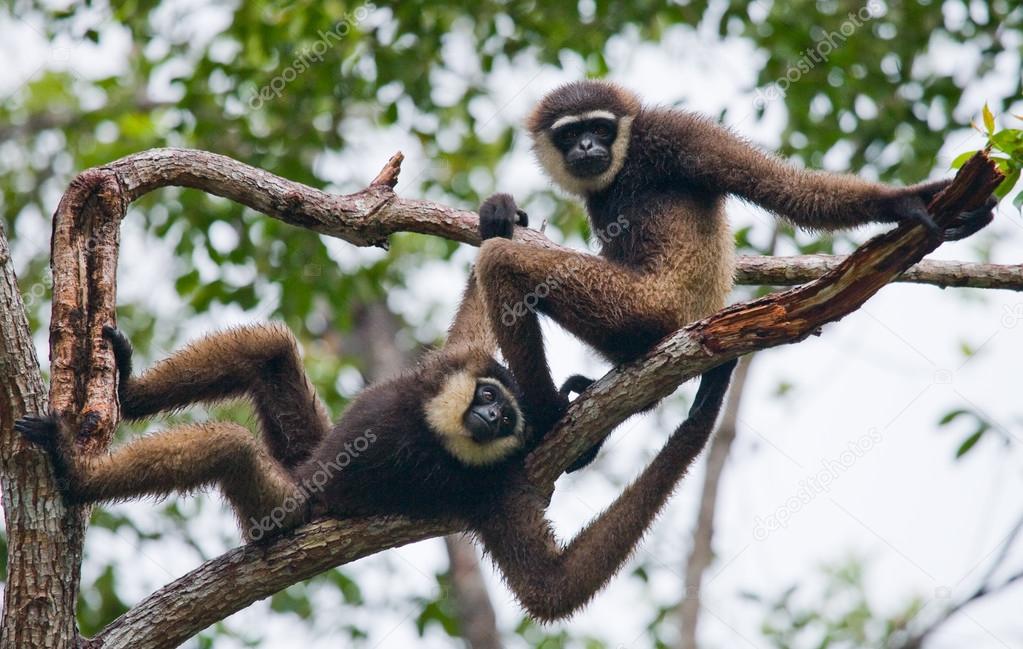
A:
656 109 951 231
476 360 736 621
106 324 331 468
445 192 531 355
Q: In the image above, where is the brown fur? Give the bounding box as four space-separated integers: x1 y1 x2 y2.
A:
472 80 970 429
116 323 332 468
18 287 736 619
477 359 733 621
72 422 304 533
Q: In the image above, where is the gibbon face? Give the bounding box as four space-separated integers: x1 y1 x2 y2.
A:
425 369 525 467
527 80 641 196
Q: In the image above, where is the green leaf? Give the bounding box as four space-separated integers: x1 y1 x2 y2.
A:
269 585 313 619
938 409 969 426
983 103 995 134
950 150 977 170
955 429 984 458
994 168 1021 199
174 269 200 295
990 128 1023 152
990 156 1012 174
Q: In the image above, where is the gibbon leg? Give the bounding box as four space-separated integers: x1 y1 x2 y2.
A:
107 324 331 468
16 415 303 540
475 238 672 430
476 360 736 621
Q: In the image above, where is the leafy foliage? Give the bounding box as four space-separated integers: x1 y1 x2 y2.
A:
952 106 1023 208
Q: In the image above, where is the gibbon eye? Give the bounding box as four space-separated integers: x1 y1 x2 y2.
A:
594 125 610 139
502 414 512 425
481 387 496 402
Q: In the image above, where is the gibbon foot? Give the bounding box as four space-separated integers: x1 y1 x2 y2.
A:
560 374 600 473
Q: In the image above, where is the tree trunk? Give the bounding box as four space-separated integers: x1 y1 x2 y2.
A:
0 222 85 649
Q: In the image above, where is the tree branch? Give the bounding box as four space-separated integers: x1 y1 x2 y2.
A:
735 254 1022 291
22 147 1002 649
95 147 1023 290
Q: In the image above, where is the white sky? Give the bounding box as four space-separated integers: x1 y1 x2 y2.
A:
2 2 1023 648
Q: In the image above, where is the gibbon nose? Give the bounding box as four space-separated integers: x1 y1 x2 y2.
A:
577 137 594 152
482 404 501 422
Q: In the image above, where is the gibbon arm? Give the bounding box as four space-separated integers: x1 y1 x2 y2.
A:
106 324 331 468
663 111 989 231
447 194 530 354
476 360 736 621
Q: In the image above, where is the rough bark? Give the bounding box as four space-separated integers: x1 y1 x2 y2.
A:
0 147 1004 649
86 518 456 649
0 223 84 649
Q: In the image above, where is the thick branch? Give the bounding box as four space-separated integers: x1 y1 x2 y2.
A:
38 147 1001 649
88 517 456 649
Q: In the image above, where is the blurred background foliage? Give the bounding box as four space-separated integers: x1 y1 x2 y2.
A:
1 0 1021 647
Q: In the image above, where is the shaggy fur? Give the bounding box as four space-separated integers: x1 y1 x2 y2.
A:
473 80 992 435
16 282 737 620
477 359 734 621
